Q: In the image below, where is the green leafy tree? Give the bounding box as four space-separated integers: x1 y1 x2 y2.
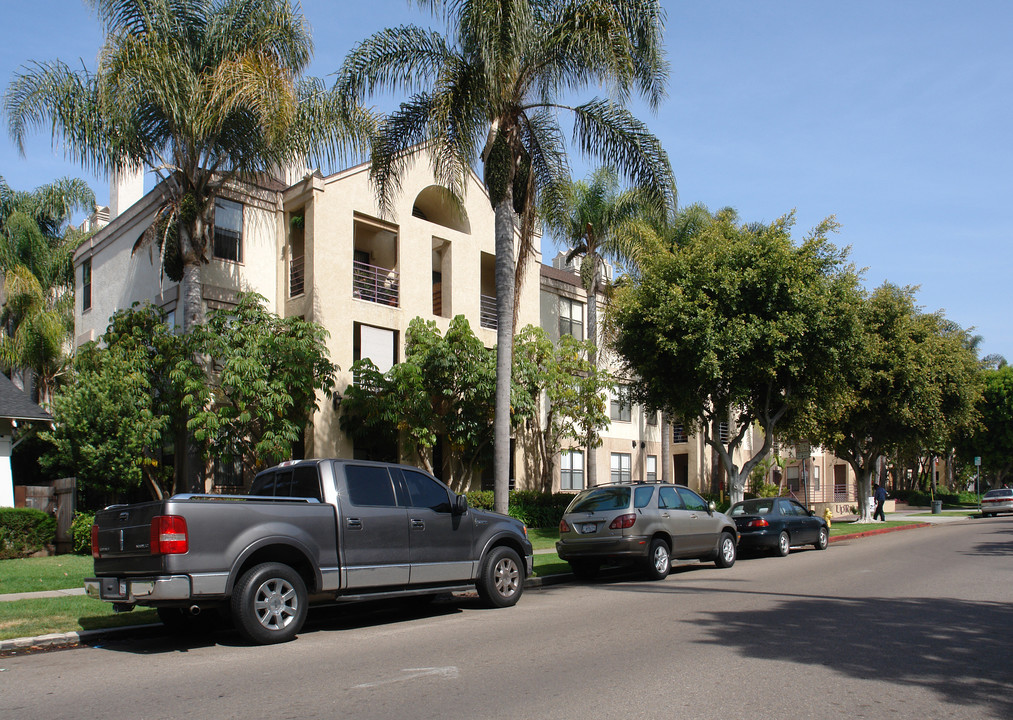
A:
0 176 94 405
541 166 660 486
512 325 612 492
336 0 674 513
613 206 862 505
41 303 187 500
810 284 983 520
182 293 336 476
341 315 497 490
957 366 1013 487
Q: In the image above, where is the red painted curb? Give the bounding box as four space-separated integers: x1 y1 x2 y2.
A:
829 522 932 542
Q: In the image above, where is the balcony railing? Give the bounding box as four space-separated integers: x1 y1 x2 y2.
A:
353 260 399 306
290 254 305 297
480 294 497 330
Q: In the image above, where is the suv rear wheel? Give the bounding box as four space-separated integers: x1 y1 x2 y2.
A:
644 538 671 581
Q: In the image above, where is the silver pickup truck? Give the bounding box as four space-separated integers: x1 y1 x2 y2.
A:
86 459 533 644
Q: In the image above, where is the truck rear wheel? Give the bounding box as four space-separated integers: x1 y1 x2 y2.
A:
231 562 307 644
476 546 524 608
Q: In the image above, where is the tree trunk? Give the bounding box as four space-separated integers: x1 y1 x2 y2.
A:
584 262 599 489
660 413 671 484
855 464 875 523
493 195 516 515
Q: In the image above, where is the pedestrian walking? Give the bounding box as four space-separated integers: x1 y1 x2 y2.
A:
873 482 887 521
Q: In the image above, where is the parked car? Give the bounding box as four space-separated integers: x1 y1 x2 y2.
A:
555 483 738 581
728 497 829 556
979 488 1013 517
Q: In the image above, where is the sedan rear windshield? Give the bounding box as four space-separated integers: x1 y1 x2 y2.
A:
569 487 632 513
984 489 1013 498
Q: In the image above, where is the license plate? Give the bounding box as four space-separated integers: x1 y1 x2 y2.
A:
581 523 597 534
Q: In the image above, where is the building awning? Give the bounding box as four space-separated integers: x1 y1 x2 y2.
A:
0 374 53 422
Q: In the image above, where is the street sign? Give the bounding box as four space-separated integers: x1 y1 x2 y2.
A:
975 456 981 466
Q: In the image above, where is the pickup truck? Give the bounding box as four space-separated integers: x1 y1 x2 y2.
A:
86 459 533 644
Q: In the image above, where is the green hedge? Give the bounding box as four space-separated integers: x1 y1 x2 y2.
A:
465 490 575 528
71 511 95 555
0 508 56 559
892 489 981 507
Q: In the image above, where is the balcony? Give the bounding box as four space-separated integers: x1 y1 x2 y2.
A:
480 293 497 330
353 260 399 306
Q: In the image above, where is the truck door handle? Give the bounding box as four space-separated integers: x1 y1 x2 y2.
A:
346 518 362 529
411 519 425 529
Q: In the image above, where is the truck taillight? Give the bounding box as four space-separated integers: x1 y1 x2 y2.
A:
91 524 99 558
150 515 189 555
609 514 636 530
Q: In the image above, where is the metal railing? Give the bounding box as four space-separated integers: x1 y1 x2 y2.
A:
353 260 399 306
480 293 497 329
290 254 305 297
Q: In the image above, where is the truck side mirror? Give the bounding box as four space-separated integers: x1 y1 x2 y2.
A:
454 494 469 515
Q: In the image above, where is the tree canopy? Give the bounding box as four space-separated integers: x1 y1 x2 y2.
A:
336 0 674 512
613 205 863 504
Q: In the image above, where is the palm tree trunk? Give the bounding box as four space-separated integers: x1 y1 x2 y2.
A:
493 195 515 514
661 413 671 483
585 264 599 488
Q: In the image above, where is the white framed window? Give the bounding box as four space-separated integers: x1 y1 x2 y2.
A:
559 297 584 340
610 386 632 423
213 197 243 263
560 449 584 491
813 465 820 491
787 465 800 492
81 258 92 312
611 453 631 484
646 455 657 483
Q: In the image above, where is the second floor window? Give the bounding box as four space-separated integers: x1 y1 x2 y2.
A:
559 297 584 340
610 386 632 423
213 198 243 263
81 258 92 312
610 453 631 484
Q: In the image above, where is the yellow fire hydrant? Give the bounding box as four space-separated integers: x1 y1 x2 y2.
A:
823 507 833 528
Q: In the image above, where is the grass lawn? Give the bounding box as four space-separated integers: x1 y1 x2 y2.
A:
0 555 94 594
0 596 158 641
528 528 559 551
532 552 569 577
829 520 916 536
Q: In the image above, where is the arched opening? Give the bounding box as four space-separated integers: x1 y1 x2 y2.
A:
412 186 471 234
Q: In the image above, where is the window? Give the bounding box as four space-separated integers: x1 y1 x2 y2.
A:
213 198 243 263
353 323 398 381
559 298 584 340
646 411 657 426
787 465 800 492
401 469 452 512
718 421 730 444
813 465 820 492
646 455 657 483
658 486 684 510
672 420 687 444
634 486 655 508
345 465 397 507
610 453 631 483
560 449 584 491
610 387 632 423
676 486 708 512
81 258 92 312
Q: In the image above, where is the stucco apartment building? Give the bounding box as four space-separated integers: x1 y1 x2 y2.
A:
72 151 857 505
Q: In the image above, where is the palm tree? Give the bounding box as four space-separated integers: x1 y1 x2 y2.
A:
0 176 94 406
5 0 371 491
337 0 674 511
5 0 372 333
542 166 664 486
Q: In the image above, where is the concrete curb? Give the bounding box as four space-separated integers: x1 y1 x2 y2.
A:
0 520 941 654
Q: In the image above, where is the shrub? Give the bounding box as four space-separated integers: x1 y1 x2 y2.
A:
71 511 96 555
0 507 56 559
463 490 574 528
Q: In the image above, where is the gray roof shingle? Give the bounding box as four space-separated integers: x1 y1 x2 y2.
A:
0 374 53 422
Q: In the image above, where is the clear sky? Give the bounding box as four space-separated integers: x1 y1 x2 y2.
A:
2 1 1010 359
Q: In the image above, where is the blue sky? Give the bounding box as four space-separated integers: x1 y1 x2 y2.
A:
2 1 1010 359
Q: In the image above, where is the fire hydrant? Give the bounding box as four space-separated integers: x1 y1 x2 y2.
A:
823 507 833 528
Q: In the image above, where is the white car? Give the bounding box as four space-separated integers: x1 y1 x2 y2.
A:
980 488 1013 517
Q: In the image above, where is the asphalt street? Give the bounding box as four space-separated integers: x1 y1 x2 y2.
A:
2 514 1010 720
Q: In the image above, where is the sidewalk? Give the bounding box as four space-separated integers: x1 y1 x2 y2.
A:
0 509 979 652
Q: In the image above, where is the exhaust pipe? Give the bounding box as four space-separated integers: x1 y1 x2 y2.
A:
189 604 201 616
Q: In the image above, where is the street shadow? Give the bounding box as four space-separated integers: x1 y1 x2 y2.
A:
963 524 1013 557
80 595 464 655
687 588 1013 718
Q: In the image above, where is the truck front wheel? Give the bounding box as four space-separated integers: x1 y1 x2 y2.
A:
476 546 524 608
231 562 307 644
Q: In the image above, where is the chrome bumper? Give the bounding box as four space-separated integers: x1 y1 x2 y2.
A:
85 575 192 604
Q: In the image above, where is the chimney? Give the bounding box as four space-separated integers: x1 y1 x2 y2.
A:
109 163 145 220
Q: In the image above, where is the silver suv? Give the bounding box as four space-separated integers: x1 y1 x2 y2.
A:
555 483 738 580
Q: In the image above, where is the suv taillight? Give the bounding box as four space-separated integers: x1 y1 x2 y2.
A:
559 519 571 533
150 515 189 555
609 514 636 530
91 524 99 558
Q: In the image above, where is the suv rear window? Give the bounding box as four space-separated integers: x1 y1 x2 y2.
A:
569 487 631 512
